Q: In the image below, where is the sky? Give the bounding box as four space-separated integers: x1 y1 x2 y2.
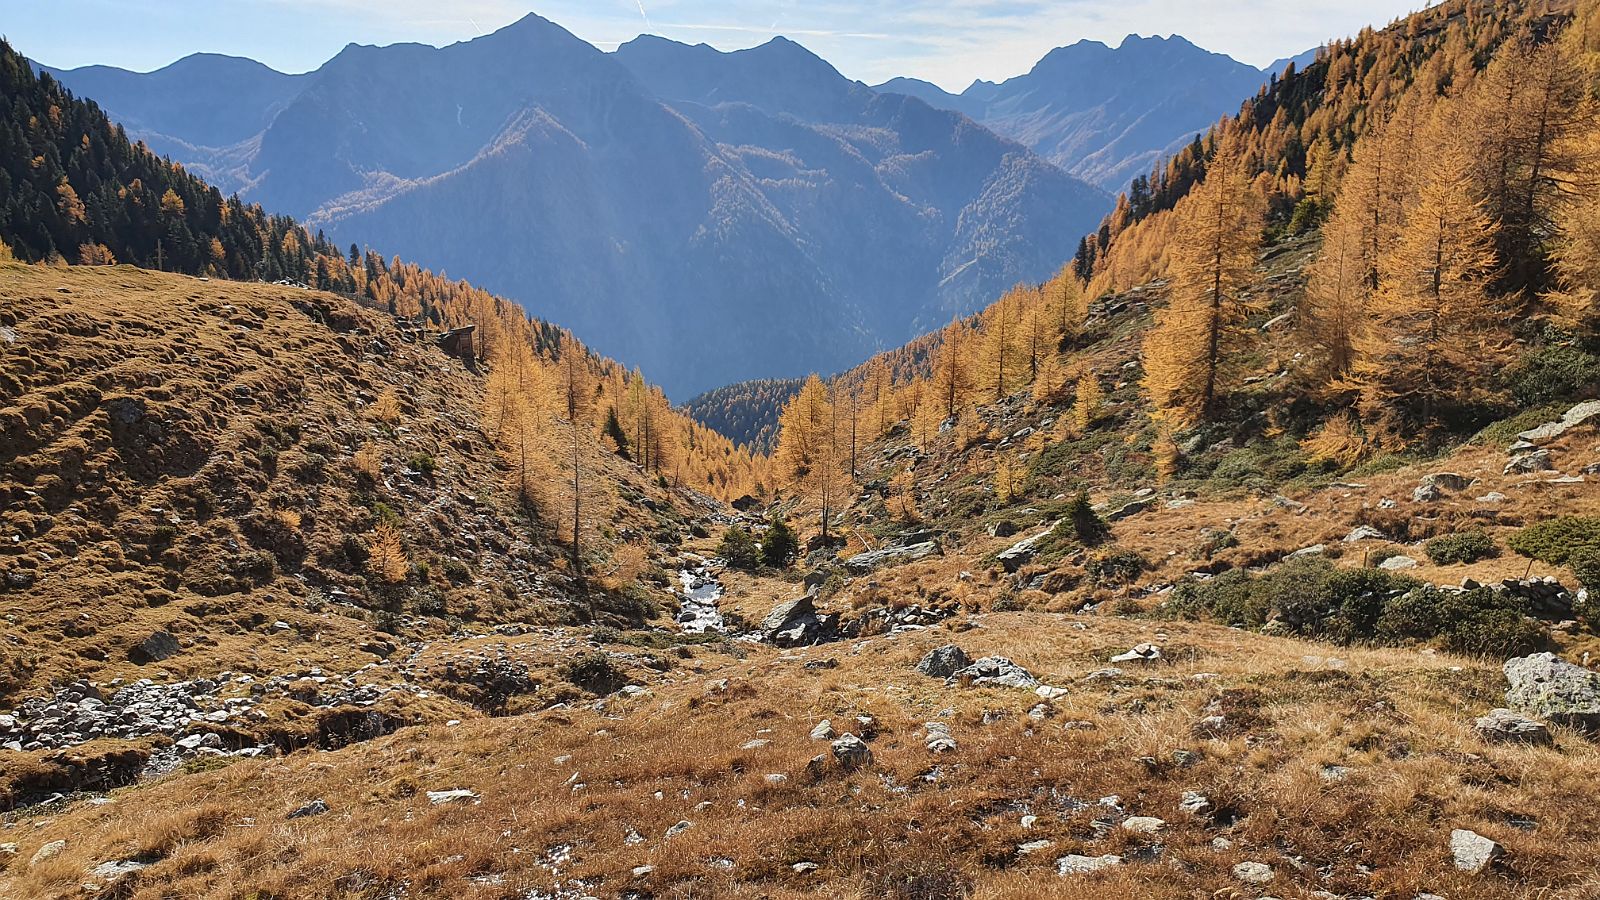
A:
3 0 1425 91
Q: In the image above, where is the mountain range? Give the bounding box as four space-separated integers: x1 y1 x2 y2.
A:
875 35 1317 190
38 17 1302 397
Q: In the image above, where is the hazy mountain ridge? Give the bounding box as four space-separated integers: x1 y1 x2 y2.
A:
38 14 1112 397
874 35 1318 190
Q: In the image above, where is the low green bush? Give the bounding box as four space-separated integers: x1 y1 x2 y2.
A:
1508 516 1600 565
1086 549 1146 586
1424 531 1496 566
1572 547 1600 591
760 518 799 568
1159 557 1543 654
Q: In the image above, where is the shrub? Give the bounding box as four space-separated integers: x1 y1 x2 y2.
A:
761 518 799 568
1162 557 1421 645
717 527 761 571
1508 516 1600 566
1572 547 1600 591
442 559 471 584
407 453 437 477
1424 531 1496 566
1499 344 1600 407
1086 548 1145 586
560 652 625 695
1375 586 1543 656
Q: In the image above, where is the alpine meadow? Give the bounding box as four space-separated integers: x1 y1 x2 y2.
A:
7 1 1600 898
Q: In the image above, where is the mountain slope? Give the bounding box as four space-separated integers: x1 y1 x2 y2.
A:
874 34 1300 190
41 17 1112 397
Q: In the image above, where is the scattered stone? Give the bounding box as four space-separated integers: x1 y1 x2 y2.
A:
1320 765 1352 783
1505 450 1554 475
1413 483 1443 502
288 799 329 819
761 596 827 647
1503 652 1600 731
809 719 836 741
1120 816 1165 833
1286 544 1326 560
1422 472 1474 491
665 820 694 838
1474 708 1552 745
831 733 873 769
764 773 788 785
88 859 147 880
426 789 480 805
1450 828 1502 873
949 656 1039 690
916 645 972 678
30 840 66 866
1110 643 1161 664
1232 861 1275 884
1378 555 1419 571
998 527 1057 573
631 865 655 878
1018 839 1054 855
842 540 941 575
1517 400 1600 443
740 739 771 751
1057 854 1124 875
923 722 957 753
1178 791 1211 816
1343 525 1386 543
129 631 180 664
792 861 819 874
1478 492 1508 503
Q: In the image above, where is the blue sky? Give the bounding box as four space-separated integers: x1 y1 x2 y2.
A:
4 0 1423 90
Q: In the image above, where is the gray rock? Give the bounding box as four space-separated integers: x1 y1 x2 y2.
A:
130 631 180 664
1450 828 1502 873
1378 555 1419 571
923 722 957 753
288 799 330 819
1504 653 1600 730
1505 450 1555 475
1057 853 1124 875
1286 544 1326 560
809 719 835 741
842 541 940 575
426 789 480 805
1120 816 1165 833
831 733 873 769
1343 525 1387 543
30 840 66 866
761 596 824 647
1474 708 1552 745
1017 839 1054 855
1412 483 1443 503
1517 400 1600 443
665 820 694 838
1106 498 1153 521
89 859 148 880
1179 791 1211 816
1477 491 1508 503
997 526 1057 573
916 645 972 678
950 656 1039 690
1232 861 1275 884
1422 472 1474 491
1109 643 1161 664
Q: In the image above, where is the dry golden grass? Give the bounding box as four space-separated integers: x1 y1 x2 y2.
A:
6 610 1600 898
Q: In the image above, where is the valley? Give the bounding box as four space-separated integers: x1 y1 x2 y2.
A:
4 0 1600 897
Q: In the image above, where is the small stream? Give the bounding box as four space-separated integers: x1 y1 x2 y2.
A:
676 556 726 633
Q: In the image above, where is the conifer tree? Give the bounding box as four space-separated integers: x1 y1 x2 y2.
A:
1142 130 1263 428
1354 104 1501 439
1072 371 1104 433
978 290 1022 402
775 375 846 544
930 319 970 420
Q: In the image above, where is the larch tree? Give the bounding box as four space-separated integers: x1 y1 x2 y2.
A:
930 319 970 420
1354 104 1501 440
1301 203 1368 381
555 337 595 579
775 375 846 545
978 290 1021 403
1142 129 1264 428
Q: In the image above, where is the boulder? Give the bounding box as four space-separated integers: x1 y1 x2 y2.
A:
916 645 972 678
761 597 823 647
842 541 940 575
1109 643 1161 664
949 656 1039 690
426 789 480 805
923 722 957 753
1503 652 1600 731
1286 544 1326 560
1056 854 1124 875
809 719 835 741
1120 816 1165 833
1106 498 1153 522
30 840 66 866
129 631 180 664
1378 555 1419 571
830 733 873 769
1473 708 1551 745
1450 828 1502 873
1504 450 1555 475
1412 483 1443 503
1232 861 1274 884
1343 525 1387 543
1421 472 1474 491
997 527 1057 573
1517 400 1600 443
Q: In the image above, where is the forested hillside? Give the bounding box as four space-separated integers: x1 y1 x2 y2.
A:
682 378 804 454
